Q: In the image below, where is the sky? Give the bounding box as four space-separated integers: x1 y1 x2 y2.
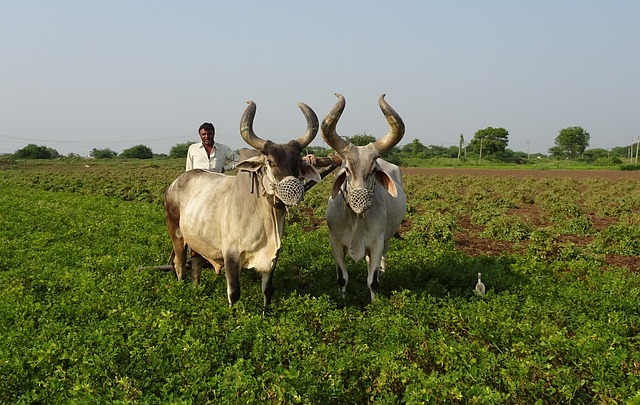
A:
1 1 639 156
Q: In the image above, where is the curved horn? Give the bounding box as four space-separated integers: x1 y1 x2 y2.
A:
372 94 405 153
320 93 350 154
295 102 319 148
240 100 267 150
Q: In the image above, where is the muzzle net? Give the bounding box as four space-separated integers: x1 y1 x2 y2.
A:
347 187 373 214
274 176 305 206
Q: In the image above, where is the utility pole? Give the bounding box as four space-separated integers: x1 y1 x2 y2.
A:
526 140 530 160
479 138 483 163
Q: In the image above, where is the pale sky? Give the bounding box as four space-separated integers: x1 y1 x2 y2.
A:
1 1 638 156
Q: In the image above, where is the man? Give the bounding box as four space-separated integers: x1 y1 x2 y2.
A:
186 122 239 172
181 122 240 272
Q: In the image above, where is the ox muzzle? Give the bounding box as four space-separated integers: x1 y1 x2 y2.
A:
272 175 306 206
344 179 375 215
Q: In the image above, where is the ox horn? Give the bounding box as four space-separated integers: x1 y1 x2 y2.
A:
240 100 267 151
295 102 319 149
240 100 318 150
320 93 350 154
372 94 405 153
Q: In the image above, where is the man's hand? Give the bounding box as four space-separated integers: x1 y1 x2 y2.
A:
302 154 317 166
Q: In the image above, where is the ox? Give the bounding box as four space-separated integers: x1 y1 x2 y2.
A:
321 93 406 301
163 100 321 308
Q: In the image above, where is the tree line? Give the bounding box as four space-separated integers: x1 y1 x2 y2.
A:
6 126 637 165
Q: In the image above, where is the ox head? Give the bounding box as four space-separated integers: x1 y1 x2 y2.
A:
321 93 405 214
236 100 321 206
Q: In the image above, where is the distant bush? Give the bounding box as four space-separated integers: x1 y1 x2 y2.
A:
90 148 118 159
169 142 192 159
121 145 153 159
592 157 622 166
13 144 60 159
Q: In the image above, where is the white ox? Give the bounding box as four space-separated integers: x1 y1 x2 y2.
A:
163 101 321 308
321 93 406 301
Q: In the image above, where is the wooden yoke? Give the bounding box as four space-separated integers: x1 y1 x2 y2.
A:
303 154 342 192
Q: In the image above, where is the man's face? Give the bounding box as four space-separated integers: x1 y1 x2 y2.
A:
199 129 214 147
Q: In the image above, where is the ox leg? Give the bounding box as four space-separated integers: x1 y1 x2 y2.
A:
171 242 187 281
261 253 278 313
224 256 241 306
165 213 187 281
367 267 381 302
380 255 387 273
333 247 349 299
190 254 205 285
367 247 385 302
261 270 275 311
336 264 349 299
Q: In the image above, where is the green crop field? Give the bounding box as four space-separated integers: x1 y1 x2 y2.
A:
1 159 639 404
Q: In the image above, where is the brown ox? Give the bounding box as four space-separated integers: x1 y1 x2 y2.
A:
164 101 321 308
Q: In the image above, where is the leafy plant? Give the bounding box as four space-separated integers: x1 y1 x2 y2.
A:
1 161 640 403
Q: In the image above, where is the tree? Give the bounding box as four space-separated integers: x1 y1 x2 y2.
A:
121 145 153 159
458 134 464 159
345 134 377 146
303 146 332 157
330 133 400 161
401 139 426 156
45 147 61 159
13 144 58 159
552 126 590 159
610 145 631 158
582 148 609 162
90 148 118 159
169 142 193 159
469 127 509 157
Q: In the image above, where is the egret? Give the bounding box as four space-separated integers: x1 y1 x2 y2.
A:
475 272 485 296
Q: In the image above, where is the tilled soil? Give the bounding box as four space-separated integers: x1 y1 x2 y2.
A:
401 167 640 181
400 167 640 272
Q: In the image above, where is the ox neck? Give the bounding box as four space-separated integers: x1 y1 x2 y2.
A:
241 169 287 211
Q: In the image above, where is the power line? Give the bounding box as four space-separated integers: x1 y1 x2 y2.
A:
0 134 193 146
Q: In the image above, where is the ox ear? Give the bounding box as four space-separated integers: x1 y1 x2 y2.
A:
331 169 347 199
300 161 321 183
235 156 264 173
375 170 398 197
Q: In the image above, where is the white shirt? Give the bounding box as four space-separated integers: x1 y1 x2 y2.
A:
185 142 240 172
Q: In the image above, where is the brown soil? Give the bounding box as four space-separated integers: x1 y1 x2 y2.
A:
401 167 640 181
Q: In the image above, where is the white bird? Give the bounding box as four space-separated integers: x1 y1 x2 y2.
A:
475 272 485 296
